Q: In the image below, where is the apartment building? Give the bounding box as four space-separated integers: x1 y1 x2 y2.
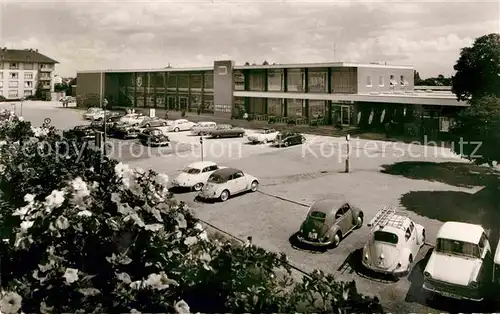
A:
77 60 466 130
0 48 59 99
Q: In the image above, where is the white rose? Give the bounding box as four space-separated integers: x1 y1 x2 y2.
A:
62 268 79 284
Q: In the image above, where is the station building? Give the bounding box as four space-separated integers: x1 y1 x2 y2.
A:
76 60 467 132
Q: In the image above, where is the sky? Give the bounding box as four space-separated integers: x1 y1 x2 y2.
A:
0 0 498 78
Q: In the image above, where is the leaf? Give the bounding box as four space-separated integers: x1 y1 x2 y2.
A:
77 288 101 296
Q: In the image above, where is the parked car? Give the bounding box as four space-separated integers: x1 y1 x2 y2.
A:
82 108 103 120
190 121 217 136
139 117 169 128
296 199 363 248
171 161 224 191
422 221 491 301
362 206 425 276
247 128 279 144
273 132 305 147
198 168 259 202
165 119 196 132
209 124 245 138
65 125 96 140
138 128 170 146
120 113 147 125
113 124 140 139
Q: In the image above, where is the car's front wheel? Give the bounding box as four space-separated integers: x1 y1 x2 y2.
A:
145 123 150 128
162 122 167 126
250 180 258 192
193 183 203 191
220 190 230 202
263 138 268 144
174 127 180 132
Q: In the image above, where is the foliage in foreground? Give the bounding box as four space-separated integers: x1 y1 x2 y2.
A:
0 114 383 313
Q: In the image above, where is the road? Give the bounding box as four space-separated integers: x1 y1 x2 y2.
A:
3 101 488 313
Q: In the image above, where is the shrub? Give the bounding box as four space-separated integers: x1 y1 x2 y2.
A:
0 116 384 313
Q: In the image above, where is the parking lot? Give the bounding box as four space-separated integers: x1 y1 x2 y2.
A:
3 101 489 313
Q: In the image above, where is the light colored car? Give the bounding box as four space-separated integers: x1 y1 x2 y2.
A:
82 108 103 120
92 110 115 120
120 114 148 126
362 206 425 276
166 119 196 132
198 168 259 202
247 128 279 144
171 161 224 191
423 221 491 301
190 121 217 136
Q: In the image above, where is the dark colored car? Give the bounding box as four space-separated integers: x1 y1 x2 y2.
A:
209 124 245 138
296 199 364 248
138 128 170 146
65 125 96 141
91 115 123 132
273 132 305 147
112 123 140 139
139 117 169 128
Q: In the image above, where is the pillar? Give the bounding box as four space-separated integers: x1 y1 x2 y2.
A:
304 68 309 118
133 72 137 108
283 68 288 117
327 67 332 125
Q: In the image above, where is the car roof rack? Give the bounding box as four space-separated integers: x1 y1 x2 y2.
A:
367 205 408 231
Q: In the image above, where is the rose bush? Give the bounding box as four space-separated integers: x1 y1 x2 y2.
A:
0 116 384 313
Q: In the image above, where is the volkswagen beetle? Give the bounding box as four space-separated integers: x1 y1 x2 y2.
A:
296 199 363 248
362 206 425 276
198 168 258 202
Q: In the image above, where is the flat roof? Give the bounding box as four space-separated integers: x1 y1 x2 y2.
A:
76 61 413 74
233 91 468 107
436 221 484 244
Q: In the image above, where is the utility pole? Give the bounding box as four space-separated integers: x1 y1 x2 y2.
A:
345 134 350 173
103 98 108 157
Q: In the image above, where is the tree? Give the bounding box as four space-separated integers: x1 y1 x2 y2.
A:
244 62 250 66
54 82 70 93
414 71 422 85
450 95 500 165
262 60 269 65
452 33 500 101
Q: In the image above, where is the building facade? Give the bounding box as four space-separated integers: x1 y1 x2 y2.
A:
76 60 467 131
0 48 59 99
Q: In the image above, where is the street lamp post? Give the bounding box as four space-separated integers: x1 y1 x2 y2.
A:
345 134 350 173
20 97 25 117
199 136 204 162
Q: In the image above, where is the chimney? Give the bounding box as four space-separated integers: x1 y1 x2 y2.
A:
35 49 38 52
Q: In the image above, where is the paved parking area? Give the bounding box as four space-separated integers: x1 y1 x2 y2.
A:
2 101 486 313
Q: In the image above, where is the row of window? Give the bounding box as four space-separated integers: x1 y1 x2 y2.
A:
0 90 33 97
234 69 357 93
0 81 34 88
0 63 53 70
366 74 408 87
0 72 41 80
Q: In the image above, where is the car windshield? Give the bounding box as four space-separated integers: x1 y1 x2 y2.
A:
435 238 480 258
374 231 399 244
208 174 226 183
183 167 201 174
150 129 162 136
87 108 99 113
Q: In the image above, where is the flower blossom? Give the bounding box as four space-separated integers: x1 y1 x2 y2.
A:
71 177 90 199
0 291 22 314
20 220 34 232
0 140 6 147
144 272 178 290
24 194 35 203
62 268 79 284
55 216 70 230
45 190 65 212
174 300 190 314
31 126 49 137
77 210 92 217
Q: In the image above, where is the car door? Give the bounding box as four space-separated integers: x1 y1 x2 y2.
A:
232 171 247 193
180 120 189 131
200 166 213 183
406 222 418 255
335 205 351 234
